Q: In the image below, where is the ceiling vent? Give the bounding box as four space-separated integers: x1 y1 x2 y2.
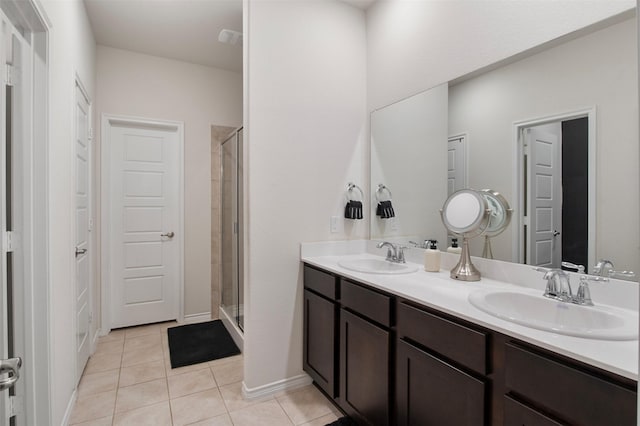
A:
218 29 243 46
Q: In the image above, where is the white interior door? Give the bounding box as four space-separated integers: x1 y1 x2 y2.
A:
74 82 91 381
447 134 466 196
108 119 181 328
526 126 562 267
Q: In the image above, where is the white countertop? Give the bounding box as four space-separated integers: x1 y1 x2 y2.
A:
301 242 639 380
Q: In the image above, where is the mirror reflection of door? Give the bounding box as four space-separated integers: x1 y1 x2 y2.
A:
447 134 467 246
522 117 588 268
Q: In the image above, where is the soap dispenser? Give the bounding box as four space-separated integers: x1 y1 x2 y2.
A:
447 238 462 254
424 240 441 272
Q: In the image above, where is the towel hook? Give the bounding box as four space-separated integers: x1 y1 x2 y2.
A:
347 183 364 201
375 184 393 203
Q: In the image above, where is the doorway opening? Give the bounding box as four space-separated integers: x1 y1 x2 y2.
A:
514 109 595 269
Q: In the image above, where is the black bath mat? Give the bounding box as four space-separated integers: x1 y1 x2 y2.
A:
326 417 357 426
167 320 240 368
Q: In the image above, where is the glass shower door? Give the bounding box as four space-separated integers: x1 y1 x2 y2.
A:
221 129 243 331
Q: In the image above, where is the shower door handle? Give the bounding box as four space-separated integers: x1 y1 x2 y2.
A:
161 231 175 238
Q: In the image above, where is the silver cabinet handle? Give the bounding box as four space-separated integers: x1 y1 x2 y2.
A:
161 232 175 238
0 357 21 391
75 247 87 257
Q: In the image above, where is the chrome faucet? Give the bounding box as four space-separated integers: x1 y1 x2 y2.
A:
535 262 609 306
536 268 573 302
593 259 614 277
377 241 405 263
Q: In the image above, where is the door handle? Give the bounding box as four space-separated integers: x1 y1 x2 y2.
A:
161 231 175 238
75 247 87 257
553 230 560 237
0 357 21 391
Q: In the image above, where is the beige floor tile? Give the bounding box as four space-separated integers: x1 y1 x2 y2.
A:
186 413 233 426
208 354 242 369
165 358 210 377
119 360 166 388
170 388 227 426
98 329 125 343
121 345 164 367
210 356 243 386
95 339 124 355
115 378 169 413
230 400 294 426
84 352 122 375
113 401 172 426
219 381 272 412
168 368 217 398
299 412 340 426
124 333 162 352
276 385 335 425
158 321 179 332
78 370 120 398
124 323 163 338
69 390 116 424
70 415 113 426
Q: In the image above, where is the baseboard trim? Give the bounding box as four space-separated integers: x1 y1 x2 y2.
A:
242 373 312 401
183 312 212 324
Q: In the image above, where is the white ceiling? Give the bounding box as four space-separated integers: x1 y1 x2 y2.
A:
84 0 243 73
83 0 375 73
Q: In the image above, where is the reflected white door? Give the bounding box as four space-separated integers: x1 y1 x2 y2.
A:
74 83 91 380
108 120 180 328
526 127 562 267
447 135 466 196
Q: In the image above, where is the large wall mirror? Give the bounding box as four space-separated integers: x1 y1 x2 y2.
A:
370 11 639 276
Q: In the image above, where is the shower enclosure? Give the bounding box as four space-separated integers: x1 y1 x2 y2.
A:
220 128 244 337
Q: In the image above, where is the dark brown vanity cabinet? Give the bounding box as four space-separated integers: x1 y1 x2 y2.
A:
504 342 637 426
302 263 638 426
303 266 339 397
339 280 392 425
396 301 488 426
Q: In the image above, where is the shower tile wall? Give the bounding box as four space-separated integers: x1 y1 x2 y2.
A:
211 125 235 320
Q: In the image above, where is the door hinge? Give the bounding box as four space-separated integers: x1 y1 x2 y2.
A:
9 395 23 417
88 127 94 140
523 216 530 226
4 231 14 252
89 312 93 324
88 218 94 232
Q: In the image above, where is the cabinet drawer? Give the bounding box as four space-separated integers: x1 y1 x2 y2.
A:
341 280 391 327
505 343 637 426
504 395 563 426
304 265 338 300
397 302 487 374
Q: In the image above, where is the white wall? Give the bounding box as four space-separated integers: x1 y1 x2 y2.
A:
39 0 96 423
95 46 243 318
371 83 448 245
367 0 635 111
243 0 367 391
449 18 639 273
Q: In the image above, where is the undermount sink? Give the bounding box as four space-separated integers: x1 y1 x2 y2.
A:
468 290 638 341
338 258 419 275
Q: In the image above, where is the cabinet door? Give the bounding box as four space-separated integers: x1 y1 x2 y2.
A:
396 339 485 426
303 289 338 397
340 309 389 425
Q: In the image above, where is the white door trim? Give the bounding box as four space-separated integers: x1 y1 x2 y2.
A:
100 114 185 333
511 107 596 268
0 0 50 423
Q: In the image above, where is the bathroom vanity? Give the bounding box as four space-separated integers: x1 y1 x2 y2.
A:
301 243 638 426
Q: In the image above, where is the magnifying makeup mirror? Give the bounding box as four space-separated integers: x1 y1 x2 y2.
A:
441 189 491 281
480 189 513 259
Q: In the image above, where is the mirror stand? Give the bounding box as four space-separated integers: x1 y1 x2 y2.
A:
451 237 481 281
482 236 494 259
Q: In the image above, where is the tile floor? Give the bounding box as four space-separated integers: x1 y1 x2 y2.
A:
70 321 341 426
